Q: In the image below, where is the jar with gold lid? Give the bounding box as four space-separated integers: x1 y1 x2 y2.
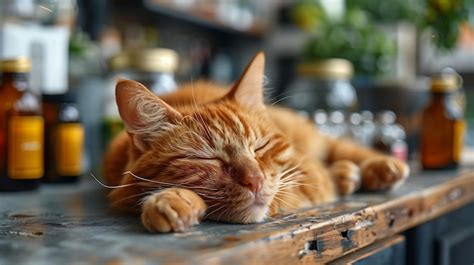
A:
0 57 44 191
285 58 357 115
128 48 179 95
421 71 465 170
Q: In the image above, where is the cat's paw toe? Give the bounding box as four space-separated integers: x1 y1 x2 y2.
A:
141 188 207 233
361 157 409 191
330 160 361 195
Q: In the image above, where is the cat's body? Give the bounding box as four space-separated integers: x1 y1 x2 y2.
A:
104 53 409 233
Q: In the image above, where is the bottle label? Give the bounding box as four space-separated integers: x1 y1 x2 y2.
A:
56 123 84 176
8 116 44 179
453 120 466 162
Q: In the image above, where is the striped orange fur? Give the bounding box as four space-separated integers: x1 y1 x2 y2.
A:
103 53 409 233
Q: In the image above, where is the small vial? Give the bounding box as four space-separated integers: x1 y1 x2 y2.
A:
43 94 84 183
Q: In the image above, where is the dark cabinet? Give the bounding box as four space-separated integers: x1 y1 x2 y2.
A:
331 202 474 265
404 202 474 265
330 236 406 265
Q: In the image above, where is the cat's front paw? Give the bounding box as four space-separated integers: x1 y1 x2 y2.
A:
330 160 361 195
360 157 409 191
141 188 207 233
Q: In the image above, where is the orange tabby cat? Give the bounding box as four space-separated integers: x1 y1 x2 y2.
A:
104 52 409 233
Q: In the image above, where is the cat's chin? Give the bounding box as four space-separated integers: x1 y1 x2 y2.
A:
239 204 269 224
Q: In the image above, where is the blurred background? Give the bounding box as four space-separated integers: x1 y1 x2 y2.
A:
1 0 473 175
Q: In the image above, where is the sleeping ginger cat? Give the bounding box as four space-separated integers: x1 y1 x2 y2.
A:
104 52 409 233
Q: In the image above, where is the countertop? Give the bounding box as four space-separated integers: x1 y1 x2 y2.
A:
2 165 474 265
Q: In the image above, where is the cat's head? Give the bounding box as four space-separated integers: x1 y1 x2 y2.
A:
115 53 292 223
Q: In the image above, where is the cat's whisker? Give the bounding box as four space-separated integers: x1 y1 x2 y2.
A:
123 171 219 192
175 180 220 191
276 159 307 181
90 173 138 189
204 204 226 219
272 196 296 210
274 189 302 201
280 171 324 188
178 185 220 192
279 171 304 184
278 182 324 192
274 190 302 200
281 170 302 180
194 192 225 200
270 95 297 106
278 165 300 178
111 190 156 207
216 207 230 222
266 88 300 103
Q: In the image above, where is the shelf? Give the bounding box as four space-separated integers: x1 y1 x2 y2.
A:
142 0 267 38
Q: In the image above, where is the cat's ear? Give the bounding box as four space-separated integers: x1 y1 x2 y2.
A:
227 52 266 110
115 79 182 151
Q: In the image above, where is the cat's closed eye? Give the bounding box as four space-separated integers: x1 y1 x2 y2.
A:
254 141 270 152
185 157 225 167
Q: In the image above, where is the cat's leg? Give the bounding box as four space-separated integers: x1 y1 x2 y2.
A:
329 160 361 195
325 137 409 191
141 188 207 233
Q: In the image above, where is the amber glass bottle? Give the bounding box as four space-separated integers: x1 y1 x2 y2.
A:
43 94 84 183
421 74 465 170
0 58 44 191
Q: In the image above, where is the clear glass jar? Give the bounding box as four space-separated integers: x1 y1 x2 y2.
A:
285 59 357 115
102 48 179 148
128 48 179 95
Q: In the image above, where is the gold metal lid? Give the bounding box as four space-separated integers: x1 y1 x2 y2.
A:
298 58 353 79
431 73 462 93
0 57 32 73
130 48 179 73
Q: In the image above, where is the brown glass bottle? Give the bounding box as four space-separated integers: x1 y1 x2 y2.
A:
43 94 84 183
0 58 44 191
421 74 465 170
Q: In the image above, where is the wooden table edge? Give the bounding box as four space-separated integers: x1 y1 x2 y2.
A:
187 172 474 264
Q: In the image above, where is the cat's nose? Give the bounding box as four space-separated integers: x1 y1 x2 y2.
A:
230 158 264 194
238 174 263 194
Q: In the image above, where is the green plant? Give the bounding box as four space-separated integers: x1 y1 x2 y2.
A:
347 0 473 51
294 2 396 76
